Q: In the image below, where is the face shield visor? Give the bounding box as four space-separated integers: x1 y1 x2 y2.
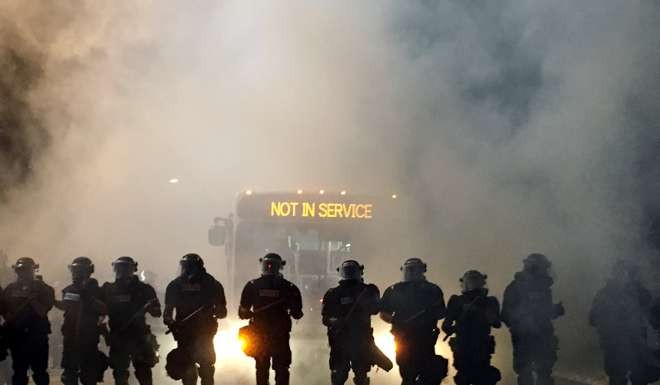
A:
401 258 427 282
14 260 37 281
523 254 554 278
261 258 284 276
69 264 92 284
180 260 202 279
113 261 136 280
339 261 363 281
460 271 487 293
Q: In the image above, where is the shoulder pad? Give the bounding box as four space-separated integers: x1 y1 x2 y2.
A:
366 283 379 290
385 284 398 293
447 294 462 305
285 279 299 290
137 281 154 291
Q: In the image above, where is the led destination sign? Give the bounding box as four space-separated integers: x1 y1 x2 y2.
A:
270 201 373 219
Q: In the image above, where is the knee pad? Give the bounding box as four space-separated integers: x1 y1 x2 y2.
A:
516 369 534 385
535 375 554 385
198 364 215 379
331 368 349 385
454 370 471 385
353 373 370 385
31 369 50 385
61 370 78 385
134 365 153 385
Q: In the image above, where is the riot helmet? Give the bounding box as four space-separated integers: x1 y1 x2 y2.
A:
260 253 285 276
112 256 138 280
13 257 38 281
69 256 94 284
523 253 552 277
180 253 204 279
401 257 427 282
337 260 364 281
460 270 487 293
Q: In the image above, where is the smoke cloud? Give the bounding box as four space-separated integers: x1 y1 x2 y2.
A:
1 0 659 382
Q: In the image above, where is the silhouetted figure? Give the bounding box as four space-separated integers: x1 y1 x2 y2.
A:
590 260 652 385
0 258 54 385
502 253 565 385
102 256 162 385
443 270 501 385
380 258 448 385
56 257 107 385
164 253 226 385
322 260 382 385
238 253 303 385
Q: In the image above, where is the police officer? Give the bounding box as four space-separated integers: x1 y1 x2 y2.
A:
501 253 565 385
322 260 380 385
0 284 5 363
0 258 54 385
56 256 108 385
238 253 303 385
102 257 162 385
164 253 227 385
442 270 501 385
591 260 651 385
380 258 447 385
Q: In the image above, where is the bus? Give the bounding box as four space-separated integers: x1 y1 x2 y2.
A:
208 190 404 308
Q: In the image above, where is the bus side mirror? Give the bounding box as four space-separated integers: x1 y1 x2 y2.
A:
208 225 226 246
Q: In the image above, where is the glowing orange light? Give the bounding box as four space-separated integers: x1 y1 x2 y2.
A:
297 189 303 195
239 337 248 351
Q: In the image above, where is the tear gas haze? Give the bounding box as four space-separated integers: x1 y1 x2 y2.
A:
1 1 659 383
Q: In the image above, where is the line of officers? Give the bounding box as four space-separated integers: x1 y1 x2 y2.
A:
0 252 656 385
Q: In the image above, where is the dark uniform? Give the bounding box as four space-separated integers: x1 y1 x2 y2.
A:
442 271 501 385
380 258 447 385
164 254 226 385
322 260 380 385
0 285 5 364
501 254 564 385
0 258 54 385
239 253 303 385
57 257 107 385
590 260 652 385
103 256 161 385
0 252 12 385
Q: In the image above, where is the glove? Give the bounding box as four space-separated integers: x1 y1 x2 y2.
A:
164 315 175 327
443 324 456 337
